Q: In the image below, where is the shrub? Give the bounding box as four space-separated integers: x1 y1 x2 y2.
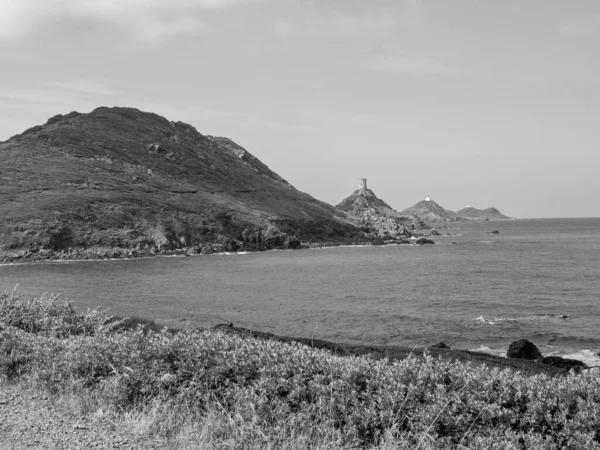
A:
2 290 600 449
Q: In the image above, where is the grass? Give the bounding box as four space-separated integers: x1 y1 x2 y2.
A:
2 289 600 449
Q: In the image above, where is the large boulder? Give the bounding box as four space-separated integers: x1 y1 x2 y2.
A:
541 356 587 373
507 339 542 360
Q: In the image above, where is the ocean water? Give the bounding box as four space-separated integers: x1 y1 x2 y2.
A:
2 218 599 366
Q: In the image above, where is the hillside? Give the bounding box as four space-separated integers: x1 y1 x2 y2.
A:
336 183 426 239
0 107 361 261
400 198 458 222
455 206 513 220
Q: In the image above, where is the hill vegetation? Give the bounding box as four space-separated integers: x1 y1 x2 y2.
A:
0 107 363 262
2 290 600 449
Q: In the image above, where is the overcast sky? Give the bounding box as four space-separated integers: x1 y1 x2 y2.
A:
1 0 598 218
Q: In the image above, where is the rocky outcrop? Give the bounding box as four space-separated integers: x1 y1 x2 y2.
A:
336 186 427 240
400 199 458 223
400 199 512 223
414 237 435 245
455 206 512 221
429 342 451 349
507 339 543 360
540 356 587 373
0 107 363 262
507 339 587 373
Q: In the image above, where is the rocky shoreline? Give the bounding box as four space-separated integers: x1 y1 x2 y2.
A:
213 324 589 377
0 232 447 264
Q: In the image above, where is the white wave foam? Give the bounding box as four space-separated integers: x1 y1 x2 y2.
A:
554 350 600 369
470 345 506 357
211 251 250 256
479 240 493 243
473 316 517 325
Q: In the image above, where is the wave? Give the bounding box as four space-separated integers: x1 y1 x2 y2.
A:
472 316 519 326
470 346 600 368
469 345 506 357
557 350 600 368
1 257 142 266
472 314 570 326
212 251 250 256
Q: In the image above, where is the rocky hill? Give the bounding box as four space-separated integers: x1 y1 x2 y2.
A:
401 197 512 223
0 107 362 261
336 184 426 240
400 198 458 223
455 206 512 221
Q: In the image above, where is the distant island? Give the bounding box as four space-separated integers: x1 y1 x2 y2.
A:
0 107 511 262
401 196 513 223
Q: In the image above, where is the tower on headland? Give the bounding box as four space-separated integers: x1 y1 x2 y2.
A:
359 178 367 190
425 195 431 202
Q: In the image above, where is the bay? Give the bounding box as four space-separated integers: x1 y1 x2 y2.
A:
2 218 599 365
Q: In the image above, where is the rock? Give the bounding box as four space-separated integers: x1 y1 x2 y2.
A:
507 339 542 360
430 342 451 349
186 246 201 255
335 184 428 241
414 237 435 245
430 229 441 236
540 356 587 373
487 230 500 234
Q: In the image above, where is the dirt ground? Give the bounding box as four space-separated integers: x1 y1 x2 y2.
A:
0 383 165 450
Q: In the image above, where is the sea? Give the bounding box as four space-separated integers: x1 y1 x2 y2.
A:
1 218 599 366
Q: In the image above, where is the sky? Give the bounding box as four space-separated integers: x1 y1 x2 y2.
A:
1 0 599 218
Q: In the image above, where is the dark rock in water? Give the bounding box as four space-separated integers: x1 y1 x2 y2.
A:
487 230 500 234
507 339 542 360
430 229 441 236
397 239 410 244
430 342 451 349
541 356 587 373
414 237 435 245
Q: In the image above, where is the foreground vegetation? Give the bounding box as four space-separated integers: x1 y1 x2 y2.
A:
1 291 600 449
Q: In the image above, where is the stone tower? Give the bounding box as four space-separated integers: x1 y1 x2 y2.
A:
359 178 367 190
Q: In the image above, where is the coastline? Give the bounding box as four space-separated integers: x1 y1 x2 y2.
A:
212 324 590 377
0 233 445 265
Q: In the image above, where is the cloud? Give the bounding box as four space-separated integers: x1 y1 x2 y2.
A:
273 11 396 37
558 15 600 38
0 0 259 42
366 53 459 75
